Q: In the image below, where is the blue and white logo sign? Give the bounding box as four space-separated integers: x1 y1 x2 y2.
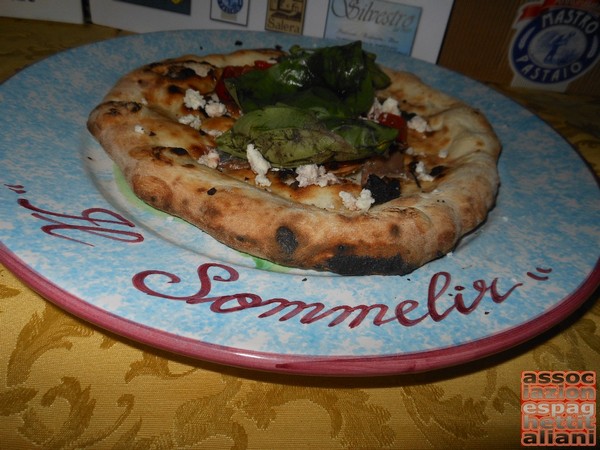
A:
217 0 244 15
510 3 599 86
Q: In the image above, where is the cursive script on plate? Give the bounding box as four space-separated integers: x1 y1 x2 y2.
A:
5 183 144 247
133 263 552 329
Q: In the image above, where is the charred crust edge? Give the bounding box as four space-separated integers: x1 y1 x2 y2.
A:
324 251 413 276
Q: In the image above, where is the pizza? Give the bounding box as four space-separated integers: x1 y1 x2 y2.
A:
87 41 501 276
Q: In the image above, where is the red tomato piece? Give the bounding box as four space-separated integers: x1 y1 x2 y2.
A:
215 64 271 103
215 66 244 102
254 60 274 70
378 112 408 143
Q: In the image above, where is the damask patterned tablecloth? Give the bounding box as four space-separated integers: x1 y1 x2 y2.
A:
0 18 599 449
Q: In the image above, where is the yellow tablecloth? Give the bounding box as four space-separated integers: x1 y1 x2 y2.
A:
1 17 598 449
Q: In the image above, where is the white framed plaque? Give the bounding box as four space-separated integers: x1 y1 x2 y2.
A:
324 0 454 63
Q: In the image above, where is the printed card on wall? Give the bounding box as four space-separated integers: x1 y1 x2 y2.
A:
325 0 422 56
118 0 192 15
0 0 84 23
322 0 454 62
89 0 260 33
265 0 307 35
210 0 250 26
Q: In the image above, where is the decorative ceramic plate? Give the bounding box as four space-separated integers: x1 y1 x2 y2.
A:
1 31 598 376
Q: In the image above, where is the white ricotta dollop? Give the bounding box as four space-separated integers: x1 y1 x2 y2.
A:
178 114 202 130
414 161 434 181
295 164 339 187
246 144 271 187
183 89 206 110
205 101 227 118
339 189 375 212
368 96 401 119
381 97 401 115
407 115 432 133
197 149 220 169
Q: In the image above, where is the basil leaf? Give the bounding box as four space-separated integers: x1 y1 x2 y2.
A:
226 41 390 116
366 50 391 90
323 118 399 159
279 87 350 118
216 106 355 168
217 105 398 167
225 51 314 112
254 128 352 167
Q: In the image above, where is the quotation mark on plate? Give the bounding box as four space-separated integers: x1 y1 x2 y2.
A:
526 267 552 281
5 184 26 194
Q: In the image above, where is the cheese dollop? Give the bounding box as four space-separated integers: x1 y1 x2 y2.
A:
246 144 271 187
295 164 339 187
339 189 375 212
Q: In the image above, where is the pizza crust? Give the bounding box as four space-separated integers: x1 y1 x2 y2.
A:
87 48 501 275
